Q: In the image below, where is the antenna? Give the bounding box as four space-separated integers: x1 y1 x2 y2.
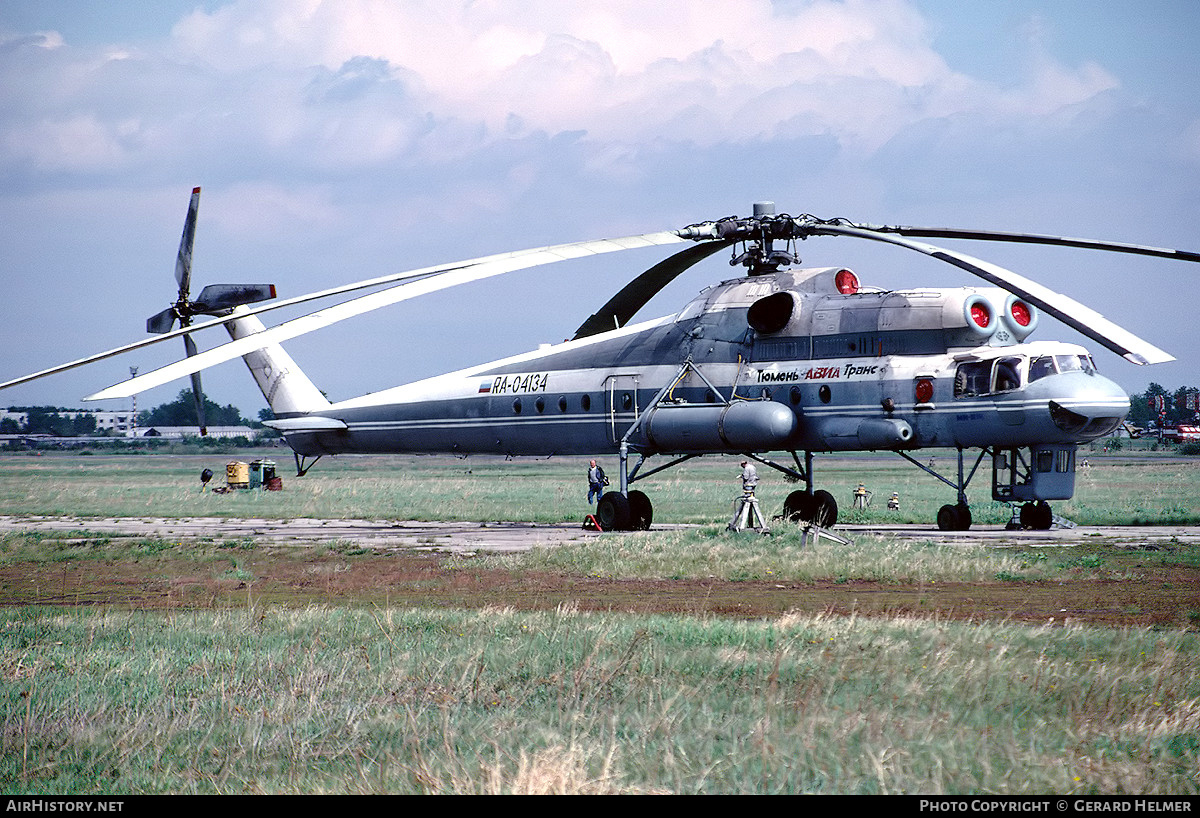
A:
129 366 138 438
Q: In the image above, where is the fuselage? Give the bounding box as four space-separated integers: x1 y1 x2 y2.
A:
278 266 1130 460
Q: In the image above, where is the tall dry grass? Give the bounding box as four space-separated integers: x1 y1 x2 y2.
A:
2 605 1197 794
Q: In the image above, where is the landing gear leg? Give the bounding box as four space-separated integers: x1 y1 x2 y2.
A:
917 447 980 532
293 453 322 477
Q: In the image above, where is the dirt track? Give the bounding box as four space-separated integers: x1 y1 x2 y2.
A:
4 514 1200 553
3 516 1199 627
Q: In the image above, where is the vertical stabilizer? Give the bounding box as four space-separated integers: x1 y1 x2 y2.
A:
224 307 330 416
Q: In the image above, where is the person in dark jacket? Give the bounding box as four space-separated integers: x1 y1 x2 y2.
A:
590 458 609 503
587 459 607 504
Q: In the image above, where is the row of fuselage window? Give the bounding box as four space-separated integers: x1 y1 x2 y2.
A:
498 353 1094 416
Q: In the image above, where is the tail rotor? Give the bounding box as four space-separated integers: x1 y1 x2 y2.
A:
145 187 276 435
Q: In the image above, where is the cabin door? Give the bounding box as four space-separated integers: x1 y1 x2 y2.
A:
604 373 641 444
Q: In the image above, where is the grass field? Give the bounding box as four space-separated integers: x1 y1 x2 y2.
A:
2 605 1198 794
2 446 1199 526
1 449 1198 794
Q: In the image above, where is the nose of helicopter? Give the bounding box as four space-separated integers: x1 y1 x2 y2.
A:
1045 372 1130 441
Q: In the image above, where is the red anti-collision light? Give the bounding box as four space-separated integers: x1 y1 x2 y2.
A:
914 378 934 404
970 302 991 328
835 269 859 294
1010 300 1031 327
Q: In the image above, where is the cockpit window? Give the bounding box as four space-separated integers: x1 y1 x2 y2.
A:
954 356 1026 398
954 361 992 397
1029 354 1097 383
1056 354 1095 374
995 357 1021 392
1029 356 1056 383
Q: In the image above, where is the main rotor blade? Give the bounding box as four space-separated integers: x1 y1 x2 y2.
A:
810 223 1174 365
85 231 686 401
176 187 201 296
2 265 470 393
857 224 1200 264
573 240 730 340
2 232 682 396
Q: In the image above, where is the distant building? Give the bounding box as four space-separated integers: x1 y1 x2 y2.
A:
91 411 136 435
0 410 263 439
138 426 258 440
2 409 135 436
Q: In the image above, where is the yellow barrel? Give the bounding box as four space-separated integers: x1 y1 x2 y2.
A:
226 461 249 488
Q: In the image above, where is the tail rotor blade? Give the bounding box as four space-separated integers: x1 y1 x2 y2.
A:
183 331 207 436
192 283 277 314
175 187 201 298
190 372 207 436
146 307 178 335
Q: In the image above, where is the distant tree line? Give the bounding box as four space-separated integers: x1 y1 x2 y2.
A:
4 390 255 436
137 389 253 428
1127 383 1200 428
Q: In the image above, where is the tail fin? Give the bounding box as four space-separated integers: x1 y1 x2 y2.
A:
223 307 331 416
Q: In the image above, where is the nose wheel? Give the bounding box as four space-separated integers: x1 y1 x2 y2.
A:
1019 500 1053 530
936 502 972 531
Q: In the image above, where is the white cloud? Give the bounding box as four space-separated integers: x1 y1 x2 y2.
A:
157 0 1120 159
0 0 1136 191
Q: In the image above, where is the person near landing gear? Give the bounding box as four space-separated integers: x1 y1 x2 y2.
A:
730 461 768 533
587 459 608 505
740 460 758 495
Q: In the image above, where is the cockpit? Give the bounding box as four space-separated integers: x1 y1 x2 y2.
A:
1029 353 1096 381
954 353 1098 398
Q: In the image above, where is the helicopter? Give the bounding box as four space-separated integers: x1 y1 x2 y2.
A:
3 189 1198 532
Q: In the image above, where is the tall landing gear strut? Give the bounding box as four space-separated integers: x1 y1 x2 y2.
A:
897 447 983 531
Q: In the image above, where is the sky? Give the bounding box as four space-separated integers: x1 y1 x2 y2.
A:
1 0 1198 418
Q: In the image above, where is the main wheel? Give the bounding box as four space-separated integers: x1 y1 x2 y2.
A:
595 492 631 531
782 489 838 527
954 502 972 531
627 490 653 531
810 489 838 527
782 490 813 522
